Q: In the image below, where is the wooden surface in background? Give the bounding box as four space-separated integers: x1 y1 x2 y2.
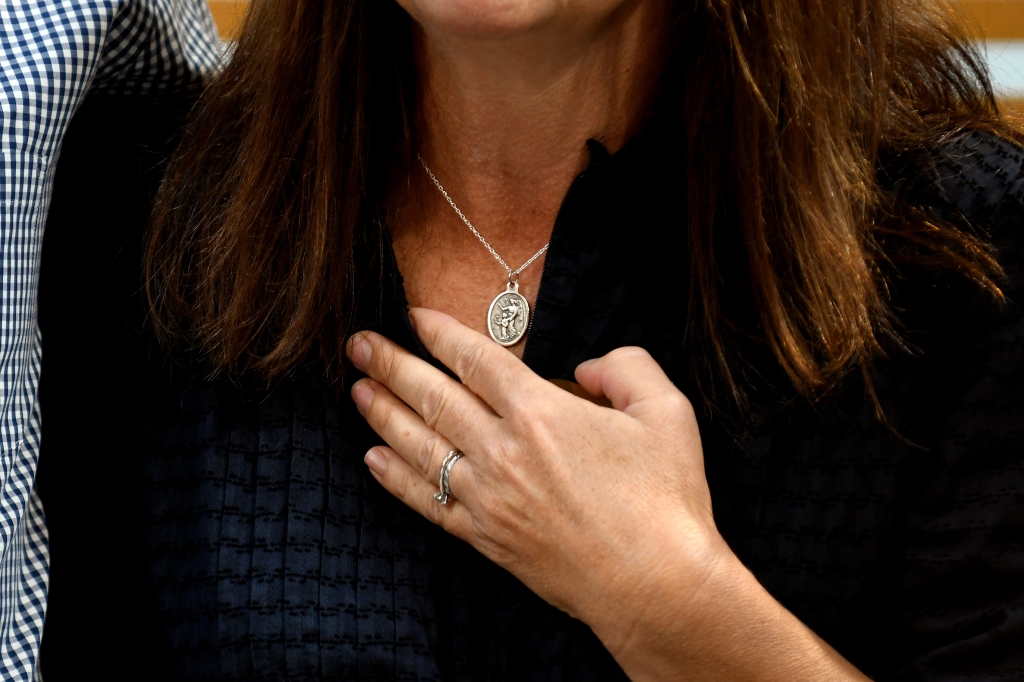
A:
960 0 1024 39
205 0 1023 40
1003 98 1024 116
209 0 246 39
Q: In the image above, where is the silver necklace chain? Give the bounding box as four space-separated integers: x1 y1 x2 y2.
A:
417 153 549 283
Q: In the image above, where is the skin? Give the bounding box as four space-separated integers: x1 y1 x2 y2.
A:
389 0 671 357
362 1 873 679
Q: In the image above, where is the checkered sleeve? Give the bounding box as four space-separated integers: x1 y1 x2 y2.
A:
0 2 221 679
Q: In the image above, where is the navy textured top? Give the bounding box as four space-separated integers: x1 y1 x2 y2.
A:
37 95 1024 681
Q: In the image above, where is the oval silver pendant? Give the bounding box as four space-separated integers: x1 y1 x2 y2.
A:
487 284 530 346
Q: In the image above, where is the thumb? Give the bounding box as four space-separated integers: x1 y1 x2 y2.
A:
574 347 679 416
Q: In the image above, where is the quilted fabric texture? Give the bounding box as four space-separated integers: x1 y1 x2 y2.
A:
128 128 1024 680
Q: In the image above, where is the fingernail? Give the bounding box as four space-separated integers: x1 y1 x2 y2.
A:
347 333 372 370
365 448 388 476
351 381 375 414
577 358 597 371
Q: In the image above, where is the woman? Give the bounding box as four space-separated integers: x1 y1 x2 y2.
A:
139 0 1023 679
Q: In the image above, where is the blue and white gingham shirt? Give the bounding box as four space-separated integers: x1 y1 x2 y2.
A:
0 2 221 678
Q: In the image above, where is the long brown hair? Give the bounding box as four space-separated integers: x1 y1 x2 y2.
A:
147 0 1013 407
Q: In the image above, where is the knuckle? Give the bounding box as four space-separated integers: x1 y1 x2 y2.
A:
509 412 542 445
377 341 401 383
485 439 524 478
420 382 456 430
454 340 491 385
486 442 513 472
371 393 395 427
505 396 550 437
420 321 443 354
665 390 695 418
607 345 650 363
417 432 447 477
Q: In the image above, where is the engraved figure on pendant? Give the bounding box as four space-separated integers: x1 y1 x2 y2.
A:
488 287 530 347
499 297 522 340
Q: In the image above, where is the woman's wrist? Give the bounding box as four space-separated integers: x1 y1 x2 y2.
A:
582 521 868 682
578 516 732 671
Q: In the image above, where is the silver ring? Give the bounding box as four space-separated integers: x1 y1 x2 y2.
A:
433 449 463 506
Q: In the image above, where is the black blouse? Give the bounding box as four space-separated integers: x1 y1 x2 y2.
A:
36 95 1024 682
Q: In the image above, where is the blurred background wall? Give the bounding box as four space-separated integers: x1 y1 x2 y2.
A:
205 0 1024 113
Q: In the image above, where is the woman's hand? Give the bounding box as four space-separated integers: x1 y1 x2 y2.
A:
346 308 868 682
347 307 718 616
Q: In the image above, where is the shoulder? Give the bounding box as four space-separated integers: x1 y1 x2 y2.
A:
876 131 1024 351
891 130 1024 281
876 130 1024 438
930 130 1024 219
868 137 1024 681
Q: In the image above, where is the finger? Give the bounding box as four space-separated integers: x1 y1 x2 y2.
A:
573 346 683 417
347 330 499 450
353 377 475 495
408 307 541 416
364 445 475 538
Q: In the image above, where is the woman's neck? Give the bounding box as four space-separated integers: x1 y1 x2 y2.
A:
407 0 674 244
388 1 673 358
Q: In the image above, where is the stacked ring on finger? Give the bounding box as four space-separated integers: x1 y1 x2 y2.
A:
433 449 463 506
